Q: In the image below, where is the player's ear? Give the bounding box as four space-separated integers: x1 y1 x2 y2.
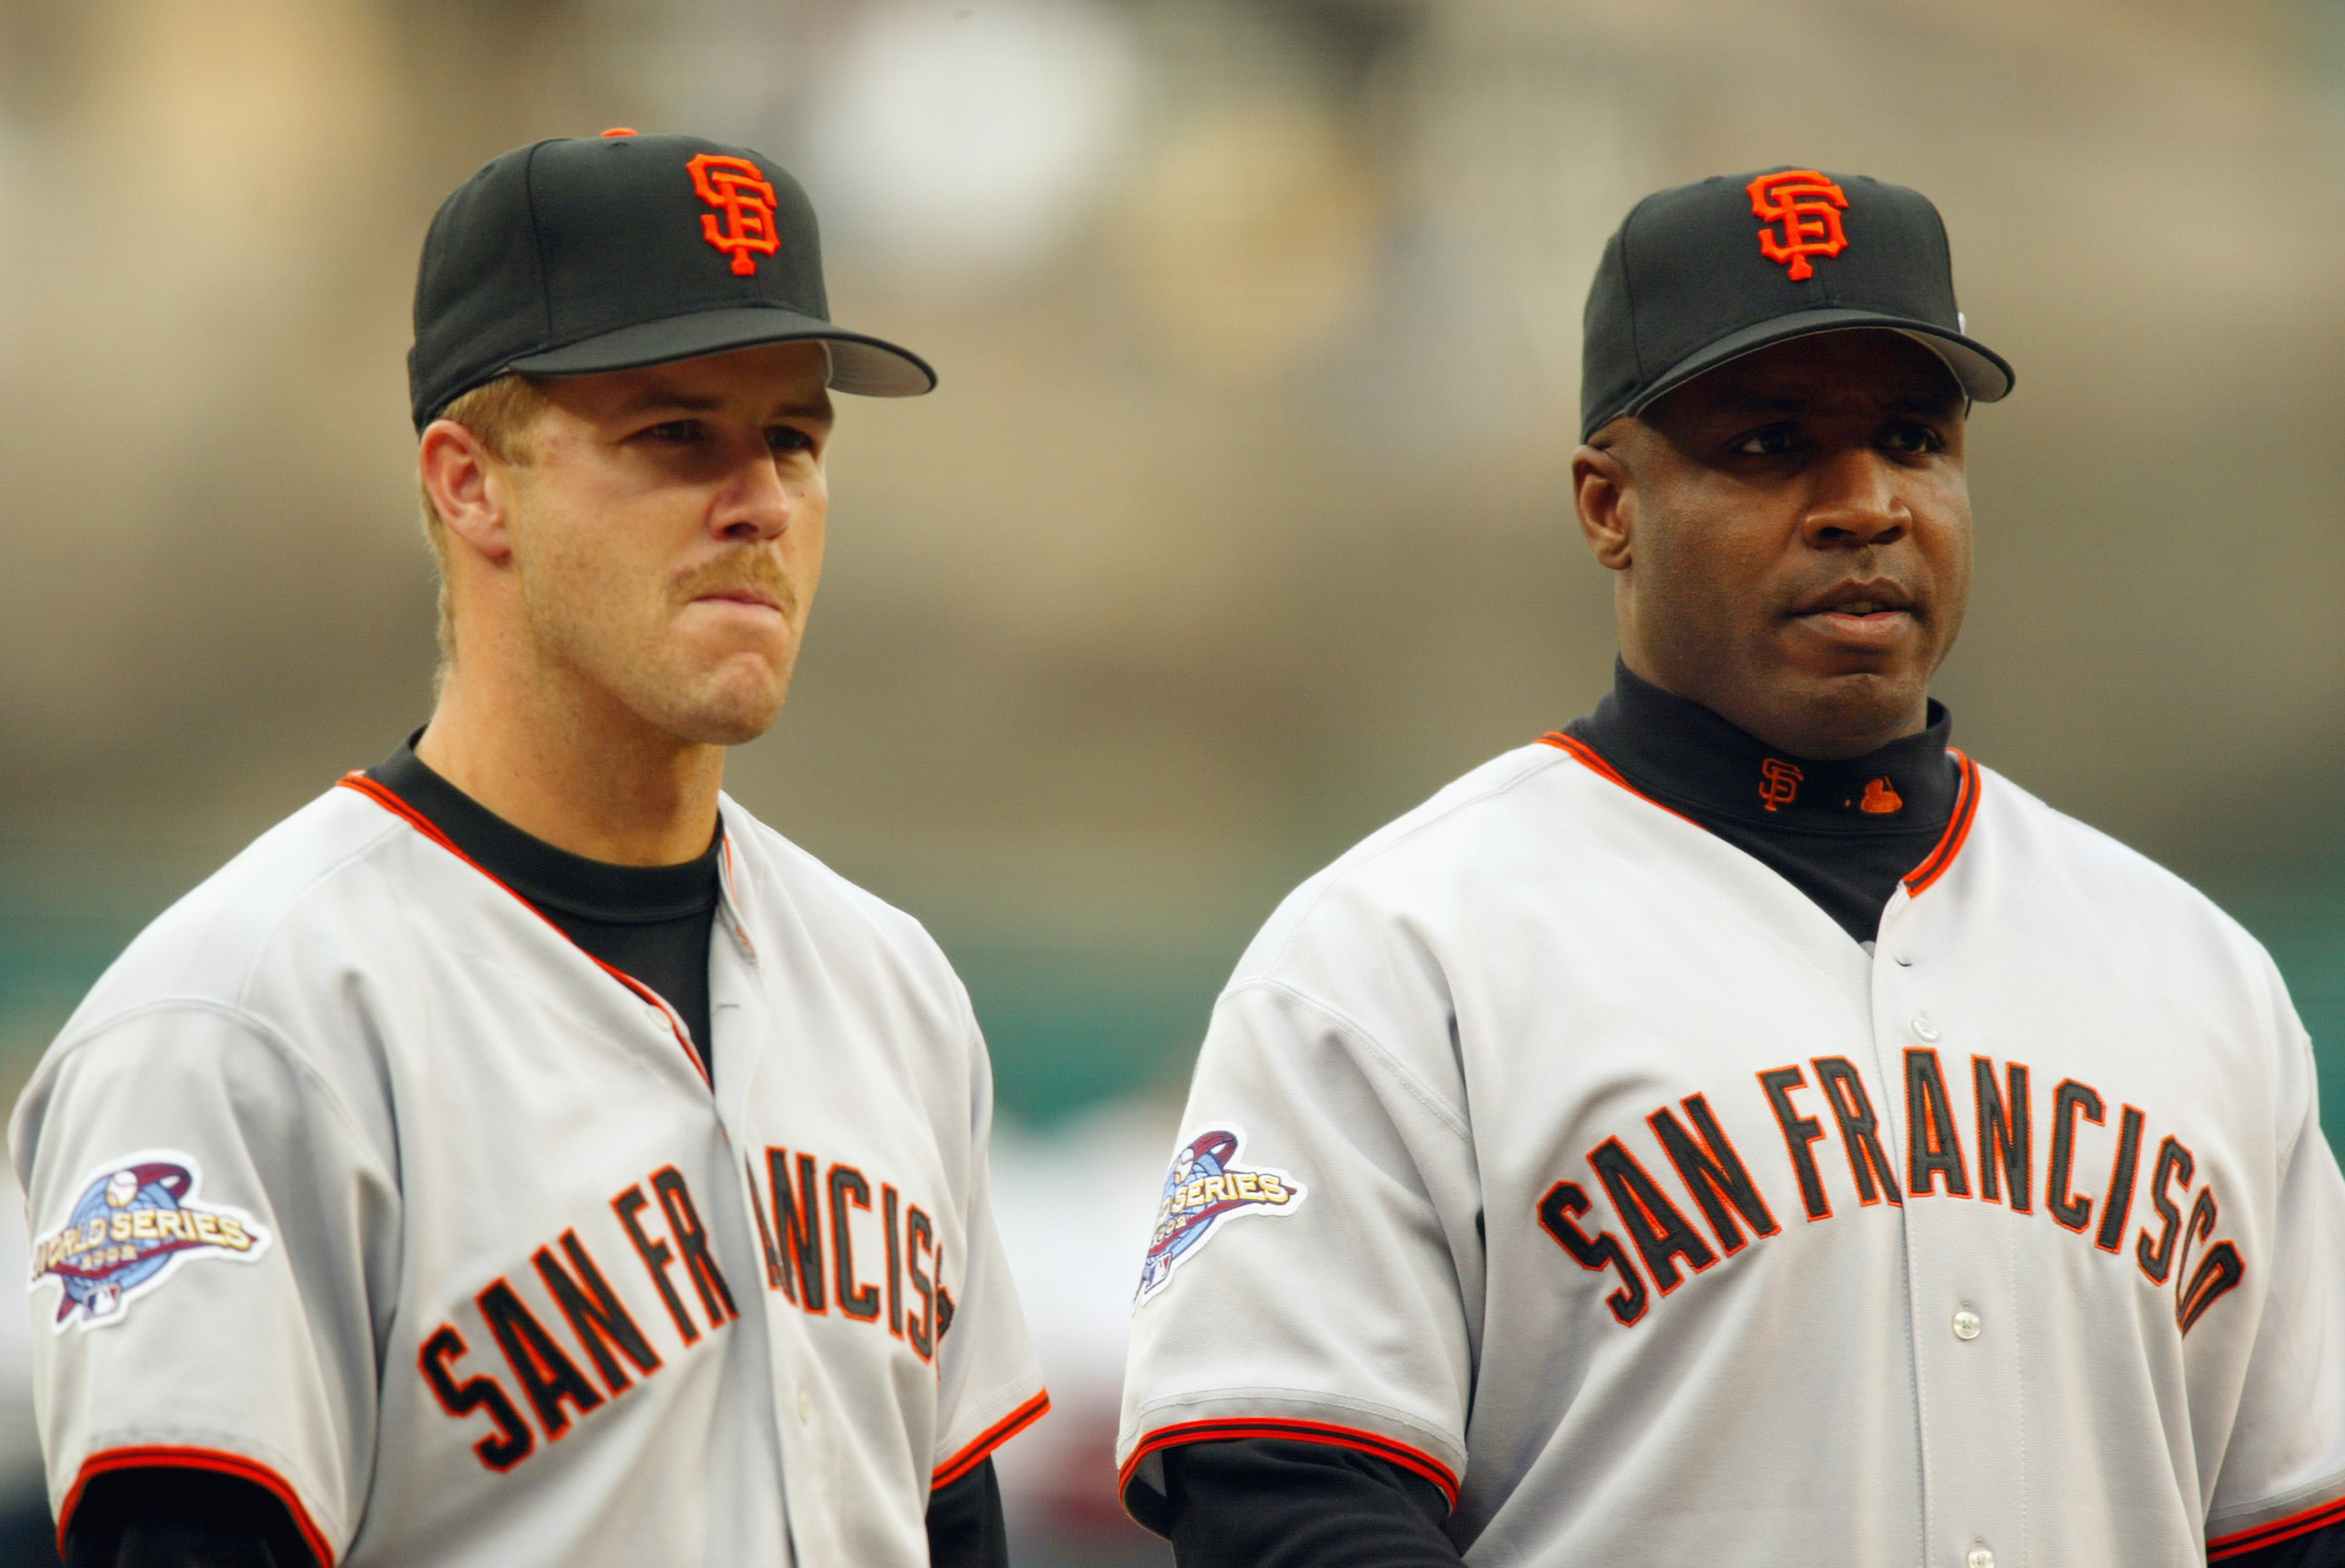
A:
1573 434 1635 573
419 419 518 567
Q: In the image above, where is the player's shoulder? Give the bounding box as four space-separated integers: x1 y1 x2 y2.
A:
1969 762 2286 1001
1974 762 2256 933
1229 741 1599 982
61 782 413 1030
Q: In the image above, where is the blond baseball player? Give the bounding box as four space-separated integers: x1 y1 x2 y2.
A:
14 131 1047 1567
1118 169 2345 1567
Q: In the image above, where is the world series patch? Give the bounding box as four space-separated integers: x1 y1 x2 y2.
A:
30 1151 272 1331
1137 1125 1305 1304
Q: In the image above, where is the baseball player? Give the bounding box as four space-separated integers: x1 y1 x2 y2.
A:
1118 168 2345 1566
13 131 1047 1566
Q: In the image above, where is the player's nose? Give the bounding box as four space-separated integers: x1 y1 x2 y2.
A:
1798 446 1907 548
710 444 796 542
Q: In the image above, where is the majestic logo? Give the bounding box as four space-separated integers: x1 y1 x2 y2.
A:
1747 170 1850 281
1860 776 1905 815
29 1152 271 1331
1758 757 1804 812
1137 1126 1305 1303
688 153 781 276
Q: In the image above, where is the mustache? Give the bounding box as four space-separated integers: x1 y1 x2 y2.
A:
675 557 799 618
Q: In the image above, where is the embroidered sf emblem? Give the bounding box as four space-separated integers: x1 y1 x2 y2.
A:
1748 170 1849 281
1136 1126 1305 1304
688 153 781 276
29 1152 272 1331
1759 757 1804 812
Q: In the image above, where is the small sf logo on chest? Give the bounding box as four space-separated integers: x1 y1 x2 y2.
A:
1137 1126 1305 1303
29 1152 271 1331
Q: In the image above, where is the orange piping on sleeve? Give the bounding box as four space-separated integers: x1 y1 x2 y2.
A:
60 1446 335 1566
1118 1414 1461 1515
932 1389 1050 1489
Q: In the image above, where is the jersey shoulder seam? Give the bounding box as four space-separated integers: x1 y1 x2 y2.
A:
40 995 400 1197
1221 978 1471 1142
225 805 416 1008
1258 745 1577 975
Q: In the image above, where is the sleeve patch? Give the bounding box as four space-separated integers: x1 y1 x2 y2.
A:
29 1151 273 1331
1136 1125 1306 1305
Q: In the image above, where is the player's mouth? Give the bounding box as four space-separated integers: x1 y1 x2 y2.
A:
694 589 782 612
1788 582 1919 652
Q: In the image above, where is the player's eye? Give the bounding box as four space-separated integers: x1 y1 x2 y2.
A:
1733 423 1798 456
640 419 707 444
1878 420 1942 455
767 426 815 455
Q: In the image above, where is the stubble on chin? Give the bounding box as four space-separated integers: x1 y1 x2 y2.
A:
522 571 799 750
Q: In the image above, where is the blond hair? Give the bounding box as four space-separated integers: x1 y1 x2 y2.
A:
417 374 553 684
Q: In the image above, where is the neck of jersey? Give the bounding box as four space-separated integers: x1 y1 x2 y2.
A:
1563 660 1961 946
367 734 723 1080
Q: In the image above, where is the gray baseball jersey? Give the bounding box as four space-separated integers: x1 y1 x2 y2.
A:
1119 739 2345 1566
14 775 1046 1566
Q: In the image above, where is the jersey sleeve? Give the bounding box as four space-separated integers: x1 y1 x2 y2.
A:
2204 1001 2345 1560
927 1016 1047 1489
11 1003 399 1566
1117 974 1479 1532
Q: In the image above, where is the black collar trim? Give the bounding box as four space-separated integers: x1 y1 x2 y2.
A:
366 733 721 923
1560 661 1960 835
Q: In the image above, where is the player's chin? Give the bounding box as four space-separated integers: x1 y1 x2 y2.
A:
650 660 794 746
1784 666 1929 738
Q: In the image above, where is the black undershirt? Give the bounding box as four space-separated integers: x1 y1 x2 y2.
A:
1155 663 2343 1568
370 737 723 1076
69 735 1007 1568
1566 658 1961 945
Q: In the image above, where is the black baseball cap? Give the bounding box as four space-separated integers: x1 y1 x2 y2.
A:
409 129 935 430
1580 167 2013 442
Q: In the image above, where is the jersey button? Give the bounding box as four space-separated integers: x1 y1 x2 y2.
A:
1952 1309 1982 1341
797 1387 815 1425
645 1003 668 1028
1912 1013 1941 1042
1967 1549 1994 1568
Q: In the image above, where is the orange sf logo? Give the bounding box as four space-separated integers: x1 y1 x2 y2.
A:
688 153 780 276
1747 170 1849 281
1759 758 1804 812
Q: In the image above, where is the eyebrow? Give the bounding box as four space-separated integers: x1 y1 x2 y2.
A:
1708 389 1962 420
618 388 834 421
1889 390 1965 418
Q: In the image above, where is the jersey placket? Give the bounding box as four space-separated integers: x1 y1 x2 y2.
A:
707 828 863 1568
1874 875 2029 1568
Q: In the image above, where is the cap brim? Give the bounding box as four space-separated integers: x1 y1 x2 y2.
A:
1618 307 2013 430
507 305 936 397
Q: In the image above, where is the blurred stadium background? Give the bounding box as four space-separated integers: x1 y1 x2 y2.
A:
3 0 2344 1561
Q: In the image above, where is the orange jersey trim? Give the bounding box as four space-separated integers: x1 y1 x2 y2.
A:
337 773 711 1087
60 1446 335 1566
1537 733 1703 830
1543 733 1985 901
2209 1493 2345 1560
1118 1416 1461 1514
932 1389 1050 1489
1900 747 1980 897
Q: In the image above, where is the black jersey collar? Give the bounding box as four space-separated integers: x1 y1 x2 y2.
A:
367 733 721 923
1563 660 1960 834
